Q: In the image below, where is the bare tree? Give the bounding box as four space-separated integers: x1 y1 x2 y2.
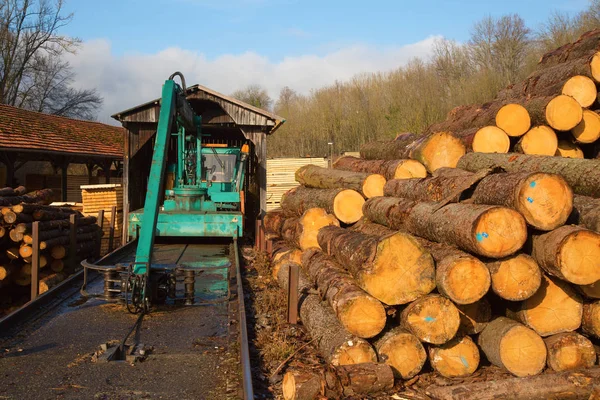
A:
0 0 103 119
231 84 272 110
536 12 582 52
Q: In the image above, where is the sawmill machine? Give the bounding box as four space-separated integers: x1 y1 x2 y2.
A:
82 72 249 312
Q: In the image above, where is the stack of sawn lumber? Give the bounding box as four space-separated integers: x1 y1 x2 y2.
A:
0 186 101 314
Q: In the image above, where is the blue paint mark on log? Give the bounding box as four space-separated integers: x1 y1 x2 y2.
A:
530 181 537 188
424 316 436 322
527 197 534 203
460 356 468 367
476 232 489 242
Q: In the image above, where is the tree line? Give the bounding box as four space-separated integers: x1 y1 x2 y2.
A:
233 1 600 158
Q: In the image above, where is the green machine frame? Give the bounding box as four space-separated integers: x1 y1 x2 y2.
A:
129 73 247 276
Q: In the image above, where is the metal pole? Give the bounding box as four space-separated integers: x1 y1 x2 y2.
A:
287 263 299 324
108 206 116 252
30 221 40 301
69 214 77 272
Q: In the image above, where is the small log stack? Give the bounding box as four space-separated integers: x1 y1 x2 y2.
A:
264 30 600 399
0 186 102 317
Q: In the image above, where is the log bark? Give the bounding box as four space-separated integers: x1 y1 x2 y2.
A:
280 210 339 251
12 204 77 214
317 225 435 305
478 317 547 377
272 246 303 280
383 168 492 203
282 363 394 400
539 29 600 68
429 335 480 378
373 326 426 379
332 156 427 180
360 131 467 172
263 208 285 240
524 95 583 131
39 273 65 294
425 366 600 400
572 109 600 143
514 125 558 156
50 259 64 273
495 103 531 137
400 294 461 345
301 249 386 338
531 225 600 285
457 152 600 198
0 186 26 196
471 171 573 230
544 332 596 372
50 245 67 260
281 186 364 224
456 299 492 335
582 301 600 338
512 275 583 337
295 164 386 198
486 254 542 301
570 194 600 232
472 126 511 152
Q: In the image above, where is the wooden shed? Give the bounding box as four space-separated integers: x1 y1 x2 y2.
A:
112 83 284 237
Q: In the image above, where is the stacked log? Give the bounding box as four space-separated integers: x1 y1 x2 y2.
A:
0 187 102 316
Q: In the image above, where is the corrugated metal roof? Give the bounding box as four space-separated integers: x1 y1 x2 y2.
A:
0 104 124 158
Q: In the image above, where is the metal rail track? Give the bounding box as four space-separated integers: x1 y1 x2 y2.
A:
0 239 254 400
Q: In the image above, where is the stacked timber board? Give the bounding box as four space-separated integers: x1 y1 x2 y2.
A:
265 30 600 400
0 187 101 317
81 184 123 255
266 158 328 211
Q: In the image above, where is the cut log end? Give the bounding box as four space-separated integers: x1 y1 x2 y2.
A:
439 257 490 305
362 174 386 198
339 296 387 339
545 95 583 131
591 51 600 82
555 140 584 158
402 294 461 345
332 339 378 366
544 332 596 372
420 131 466 172
298 208 339 250
429 335 480 378
333 189 364 224
572 109 600 143
518 126 558 156
472 126 511 153
474 207 527 258
495 103 531 137
393 160 428 179
558 229 600 285
499 324 547 377
376 328 427 379
457 299 492 335
562 75 597 107
516 173 573 231
488 254 541 301
366 232 435 305
282 370 323 400
582 301 600 338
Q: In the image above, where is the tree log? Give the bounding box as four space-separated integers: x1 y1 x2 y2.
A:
562 75 597 107
360 131 467 172
572 109 600 143
514 125 558 156
301 249 386 338
540 29 600 67
263 208 285 240
50 259 64 273
272 247 303 280
556 139 585 158
472 126 511 153
332 156 427 180
295 164 386 198
39 273 65 294
6 247 19 260
317 225 435 305
282 363 394 400
8 229 22 242
486 254 542 301
544 332 596 372
50 245 67 260
400 294 461 345
531 225 600 285
478 317 547 377
281 186 364 224
12 204 78 214
0 263 18 281
0 186 26 197
495 103 531 137
429 335 480 378
582 301 600 338
383 168 491 203
373 326 426 379
281 210 339 251
570 194 600 232
33 209 75 221
512 275 583 337
456 299 492 335
425 366 600 400
471 171 572 230
457 152 600 198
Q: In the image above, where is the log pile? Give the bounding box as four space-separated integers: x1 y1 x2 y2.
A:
265 30 600 399
0 187 101 317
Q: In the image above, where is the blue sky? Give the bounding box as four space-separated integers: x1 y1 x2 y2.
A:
60 0 591 123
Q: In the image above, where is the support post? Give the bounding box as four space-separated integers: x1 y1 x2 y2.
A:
30 221 40 301
287 262 299 324
108 206 116 252
61 158 69 202
96 209 104 258
68 214 77 272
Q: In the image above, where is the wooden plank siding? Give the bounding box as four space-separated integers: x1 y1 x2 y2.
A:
266 158 328 211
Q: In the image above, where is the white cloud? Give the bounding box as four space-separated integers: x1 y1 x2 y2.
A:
65 36 440 124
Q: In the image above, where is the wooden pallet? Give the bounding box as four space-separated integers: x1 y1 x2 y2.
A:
81 184 123 213
266 158 328 211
